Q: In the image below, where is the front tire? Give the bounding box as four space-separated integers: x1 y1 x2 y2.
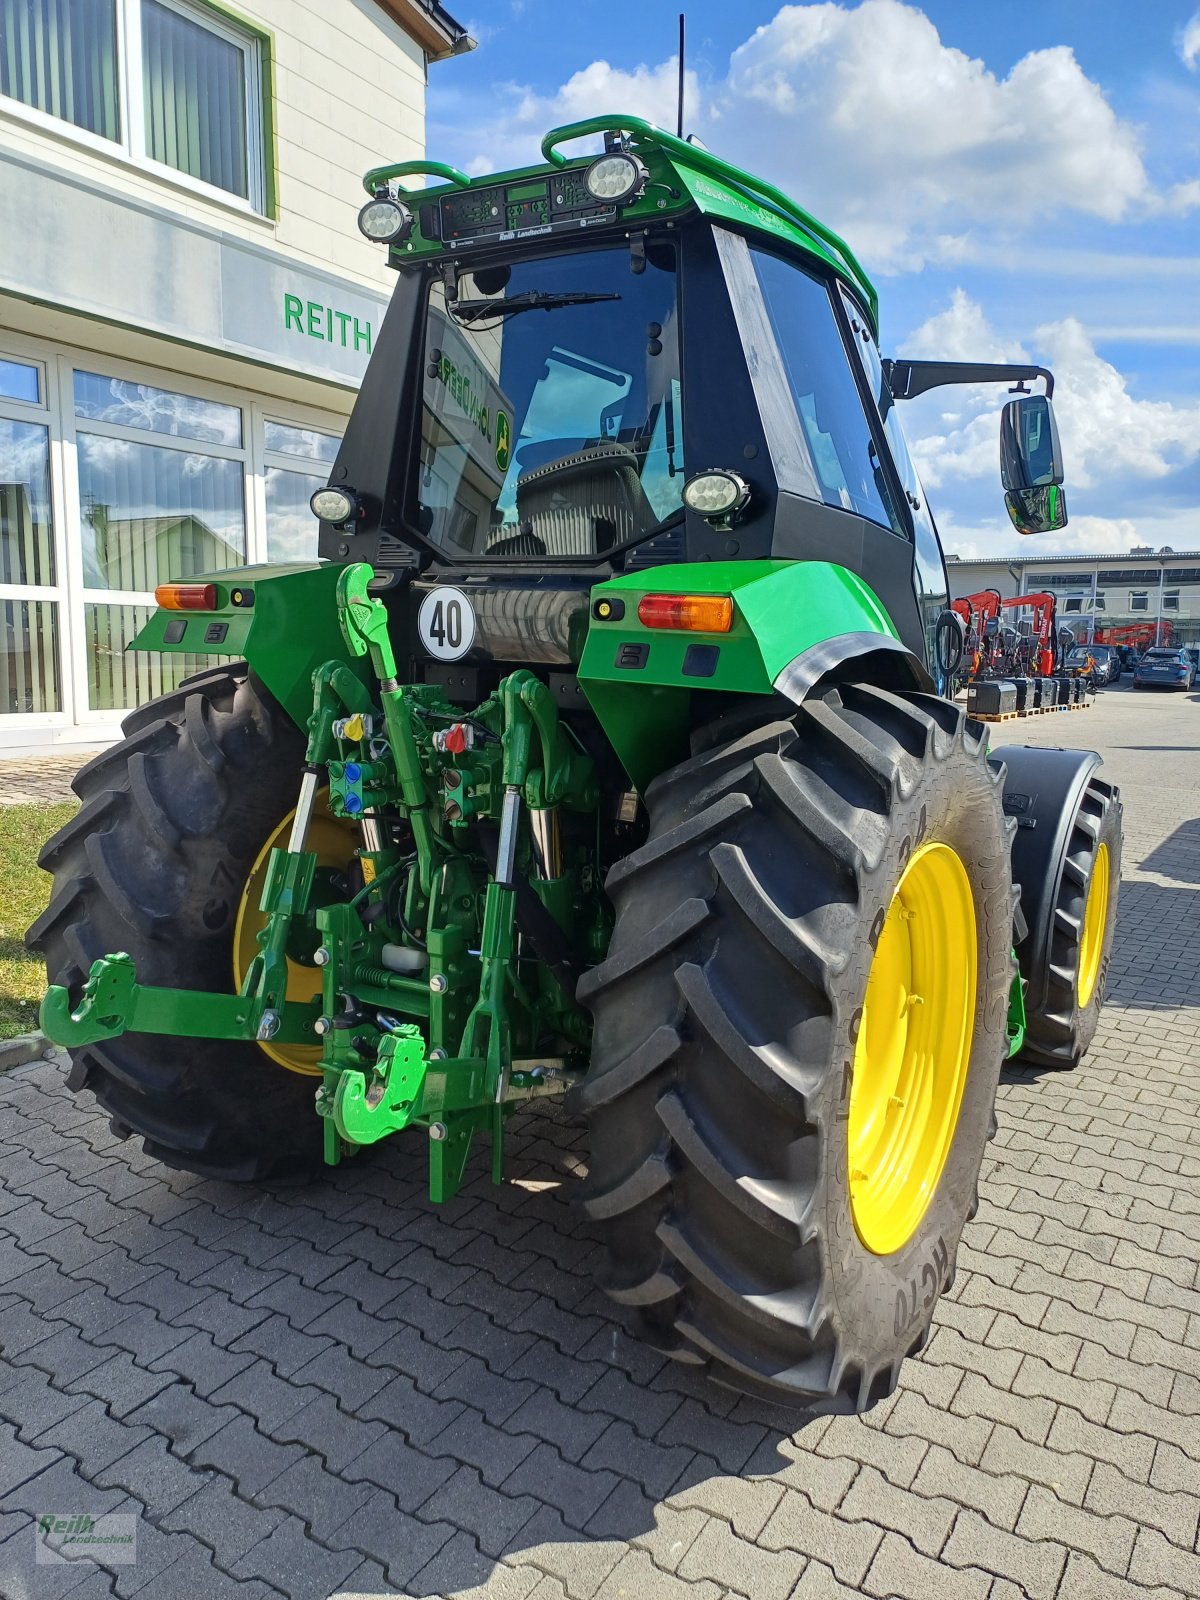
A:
28 665 329 1181
577 684 1014 1408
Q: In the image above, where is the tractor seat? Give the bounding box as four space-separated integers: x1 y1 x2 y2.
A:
500 440 653 557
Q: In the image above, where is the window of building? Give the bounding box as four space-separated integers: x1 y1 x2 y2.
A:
1093 592 1106 611
1163 591 1180 612
0 0 268 210
0 0 120 141
74 368 248 708
263 420 339 563
0 357 61 716
2 336 343 727
1130 592 1149 612
0 356 43 407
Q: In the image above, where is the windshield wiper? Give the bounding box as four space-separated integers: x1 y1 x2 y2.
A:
449 291 621 325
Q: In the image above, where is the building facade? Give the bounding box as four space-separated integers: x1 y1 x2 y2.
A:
0 0 468 750
947 548 1200 653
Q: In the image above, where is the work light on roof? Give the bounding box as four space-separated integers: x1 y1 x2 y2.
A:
584 152 647 204
357 196 413 244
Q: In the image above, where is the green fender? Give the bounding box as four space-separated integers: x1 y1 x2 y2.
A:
577 559 931 791
130 563 367 729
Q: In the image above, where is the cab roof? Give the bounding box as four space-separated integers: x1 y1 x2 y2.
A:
363 114 880 333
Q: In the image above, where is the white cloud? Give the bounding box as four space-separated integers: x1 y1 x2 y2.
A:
449 58 701 176
901 293 1200 498
1181 11 1200 69
443 2 1156 270
714 2 1149 266
904 287 1027 364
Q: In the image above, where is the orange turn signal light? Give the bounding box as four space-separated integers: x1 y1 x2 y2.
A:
637 594 733 633
155 583 218 611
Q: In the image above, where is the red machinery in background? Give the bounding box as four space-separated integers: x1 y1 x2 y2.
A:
1004 592 1058 678
951 591 1060 679
952 590 1002 678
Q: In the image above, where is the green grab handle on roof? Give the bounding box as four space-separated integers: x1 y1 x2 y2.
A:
539 113 878 327
362 159 471 197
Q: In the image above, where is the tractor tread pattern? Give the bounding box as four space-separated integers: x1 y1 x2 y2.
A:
28 663 322 1181
1019 774 1122 1069
577 686 1012 1408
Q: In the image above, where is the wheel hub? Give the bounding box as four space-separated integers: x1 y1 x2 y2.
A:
233 796 359 1076
848 842 977 1256
1077 841 1110 1009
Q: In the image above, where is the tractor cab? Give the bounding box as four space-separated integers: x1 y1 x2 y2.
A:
318 117 1066 702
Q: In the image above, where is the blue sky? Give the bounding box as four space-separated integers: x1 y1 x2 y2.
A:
428 0 1200 557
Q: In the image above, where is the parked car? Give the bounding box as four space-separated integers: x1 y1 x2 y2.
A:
1063 646 1106 688
1133 648 1196 691
1086 644 1122 684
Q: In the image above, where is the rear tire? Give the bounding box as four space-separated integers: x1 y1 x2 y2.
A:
577 684 1014 1408
1019 775 1121 1070
28 664 326 1181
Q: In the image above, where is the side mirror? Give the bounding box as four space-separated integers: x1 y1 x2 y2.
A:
1000 394 1063 490
1005 485 1068 536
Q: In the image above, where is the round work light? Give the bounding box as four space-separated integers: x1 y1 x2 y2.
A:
310 487 359 526
357 197 413 243
584 153 647 205
682 470 751 523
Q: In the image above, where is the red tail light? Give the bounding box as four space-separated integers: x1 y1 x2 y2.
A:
637 594 733 632
155 583 217 611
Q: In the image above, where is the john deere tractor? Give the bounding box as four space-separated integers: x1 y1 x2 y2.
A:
32 116 1121 1408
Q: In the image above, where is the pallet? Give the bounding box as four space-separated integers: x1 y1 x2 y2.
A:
972 702 1091 722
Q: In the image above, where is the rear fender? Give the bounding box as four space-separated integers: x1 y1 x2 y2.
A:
578 558 930 790
129 563 368 730
988 743 1103 1015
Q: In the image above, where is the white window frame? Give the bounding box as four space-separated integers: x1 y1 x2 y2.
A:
0 348 76 727
1129 592 1149 613
0 0 267 216
1163 590 1180 612
0 325 345 735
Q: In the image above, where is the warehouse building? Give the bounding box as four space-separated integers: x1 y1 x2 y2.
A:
946 547 1200 652
0 0 469 750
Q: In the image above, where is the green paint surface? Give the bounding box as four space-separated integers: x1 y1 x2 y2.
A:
130 564 367 727
578 560 898 789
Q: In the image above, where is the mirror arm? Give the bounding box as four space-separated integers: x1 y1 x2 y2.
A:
882 360 1054 401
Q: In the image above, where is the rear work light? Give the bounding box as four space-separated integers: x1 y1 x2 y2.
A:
637 594 733 633
155 583 217 611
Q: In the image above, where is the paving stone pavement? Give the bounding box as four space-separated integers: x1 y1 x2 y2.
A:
0 754 105 807
1 683 1198 1600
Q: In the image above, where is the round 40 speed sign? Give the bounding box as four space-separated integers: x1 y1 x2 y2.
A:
417 586 477 662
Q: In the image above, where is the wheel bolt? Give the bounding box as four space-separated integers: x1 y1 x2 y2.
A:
429 973 449 994
429 1121 448 1141
314 946 331 966
314 1016 332 1036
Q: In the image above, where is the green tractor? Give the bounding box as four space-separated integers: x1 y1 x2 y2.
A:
32 116 1121 1408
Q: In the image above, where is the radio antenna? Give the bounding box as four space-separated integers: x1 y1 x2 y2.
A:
676 13 686 138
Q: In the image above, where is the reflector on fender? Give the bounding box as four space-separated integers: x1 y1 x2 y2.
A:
637 594 733 633
155 583 218 611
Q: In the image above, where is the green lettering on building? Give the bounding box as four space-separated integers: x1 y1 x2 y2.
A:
283 293 373 354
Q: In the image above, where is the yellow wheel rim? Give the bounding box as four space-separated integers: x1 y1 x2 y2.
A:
232 796 358 1076
848 842 977 1256
1077 841 1110 1010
